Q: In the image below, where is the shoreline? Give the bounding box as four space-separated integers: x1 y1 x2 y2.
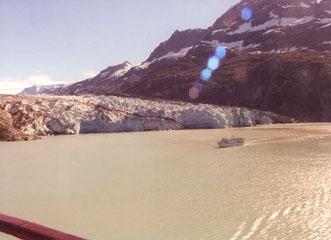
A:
2 123 331 148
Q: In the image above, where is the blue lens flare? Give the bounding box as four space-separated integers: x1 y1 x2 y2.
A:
198 45 227 86
207 56 220 71
193 81 202 91
189 81 203 99
215 46 227 59
201 68 212 81
241 7 253 21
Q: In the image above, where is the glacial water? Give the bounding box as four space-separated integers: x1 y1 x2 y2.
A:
0 123 330 240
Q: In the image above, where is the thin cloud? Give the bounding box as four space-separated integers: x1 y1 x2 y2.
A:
25 74 55 86
0 79 24 94
0 74 64 94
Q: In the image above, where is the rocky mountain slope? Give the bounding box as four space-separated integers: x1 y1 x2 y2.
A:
0 94 296 141
20 0 331 122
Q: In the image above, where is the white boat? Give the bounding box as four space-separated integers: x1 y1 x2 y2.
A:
218 137 245 148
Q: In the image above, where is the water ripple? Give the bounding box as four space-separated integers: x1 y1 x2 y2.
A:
241 216 265 239
229 220 246 240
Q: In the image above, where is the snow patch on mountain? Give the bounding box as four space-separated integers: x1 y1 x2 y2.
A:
318 22 331 28
300 2 311 8
158 46 193 60
202 40 242 48
99 62 132 78
100 71 111 77
201 40 260 51
279 2 310 8
135 46 193 70
268 46 310 53
276 47 299 53
263 28 282 35
211 29 226 35
135 61 151 70
318 18 331 23
227 12 314 35
111 62 132 78
202 39 310 53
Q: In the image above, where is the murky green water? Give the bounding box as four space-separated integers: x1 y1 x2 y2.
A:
1 123 330 240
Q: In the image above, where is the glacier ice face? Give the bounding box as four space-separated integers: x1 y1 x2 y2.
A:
0 94 295 139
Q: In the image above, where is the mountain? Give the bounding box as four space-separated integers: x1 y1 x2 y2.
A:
146 29 211 62
207 0 330 52
55 61 132 95
19 83 70 95
20 0 331 121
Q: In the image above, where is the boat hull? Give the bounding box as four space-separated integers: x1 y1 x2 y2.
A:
218 138 245 148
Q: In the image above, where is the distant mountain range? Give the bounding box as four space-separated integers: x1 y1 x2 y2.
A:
19 83 71 95
20 0 331 121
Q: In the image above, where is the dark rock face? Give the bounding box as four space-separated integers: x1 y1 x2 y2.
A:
146 29 210 62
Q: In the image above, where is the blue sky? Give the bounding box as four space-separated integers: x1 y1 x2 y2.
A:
0 0 240 93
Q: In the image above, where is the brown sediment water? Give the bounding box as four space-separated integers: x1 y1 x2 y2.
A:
0 123 330 240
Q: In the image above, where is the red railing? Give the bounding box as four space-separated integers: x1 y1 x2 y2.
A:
0 213 87 240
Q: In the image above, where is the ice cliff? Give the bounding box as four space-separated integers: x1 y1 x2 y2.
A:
0 95 296 141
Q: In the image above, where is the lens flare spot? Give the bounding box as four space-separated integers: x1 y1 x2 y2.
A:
241 7 253 21
201 68 212 81
215 46 227 59
189 87 200 99
207 56 220 71
189 82 202 99
193 81 202 91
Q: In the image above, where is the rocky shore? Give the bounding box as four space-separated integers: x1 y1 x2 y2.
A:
0 94 297 141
